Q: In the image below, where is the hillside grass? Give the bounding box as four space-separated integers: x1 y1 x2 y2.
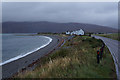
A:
96 33 120 41
14 35 116 78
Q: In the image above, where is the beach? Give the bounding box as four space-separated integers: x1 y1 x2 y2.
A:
2 35 64 78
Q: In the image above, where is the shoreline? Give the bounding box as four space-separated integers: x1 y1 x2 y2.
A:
2 35 64 78
0 36 52 66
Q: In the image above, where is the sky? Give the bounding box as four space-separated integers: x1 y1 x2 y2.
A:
2 2 118 29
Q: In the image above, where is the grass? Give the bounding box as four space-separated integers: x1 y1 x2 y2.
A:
95 33 120 41
14 35 116 78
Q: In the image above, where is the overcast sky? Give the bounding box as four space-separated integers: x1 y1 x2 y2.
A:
2 2 118 29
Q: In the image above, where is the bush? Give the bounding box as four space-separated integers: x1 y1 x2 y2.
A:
82 38 103 48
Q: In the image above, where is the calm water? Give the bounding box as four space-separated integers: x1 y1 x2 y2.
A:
1 34 52 65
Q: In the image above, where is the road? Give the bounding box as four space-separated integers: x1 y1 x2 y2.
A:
92 35 120 80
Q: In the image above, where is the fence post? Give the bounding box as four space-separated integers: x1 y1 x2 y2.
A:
100 44 105 59
100 47 103 59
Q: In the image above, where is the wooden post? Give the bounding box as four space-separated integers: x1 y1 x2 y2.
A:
100 47 103 59
100 44 105 59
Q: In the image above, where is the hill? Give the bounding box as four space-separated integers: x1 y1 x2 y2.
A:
2 21 118 33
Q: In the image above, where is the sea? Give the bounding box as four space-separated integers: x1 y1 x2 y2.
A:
0 34 52 66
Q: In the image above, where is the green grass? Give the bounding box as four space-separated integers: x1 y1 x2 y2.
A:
14 35 116 78
96 33 120 41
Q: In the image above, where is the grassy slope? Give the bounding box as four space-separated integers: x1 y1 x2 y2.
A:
15 35 116 78
96 33 120 41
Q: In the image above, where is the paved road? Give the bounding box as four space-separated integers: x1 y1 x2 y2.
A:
93 35 120 79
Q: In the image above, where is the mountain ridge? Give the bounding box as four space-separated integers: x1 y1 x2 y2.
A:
2 21 118 33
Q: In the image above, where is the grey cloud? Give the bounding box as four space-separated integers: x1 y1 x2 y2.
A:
2 2 118 29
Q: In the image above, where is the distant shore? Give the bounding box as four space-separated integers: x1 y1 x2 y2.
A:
2 35 64 78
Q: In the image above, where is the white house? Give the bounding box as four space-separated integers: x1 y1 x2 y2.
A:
66 29 84 35
77 29 84 35
66 31 70 35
